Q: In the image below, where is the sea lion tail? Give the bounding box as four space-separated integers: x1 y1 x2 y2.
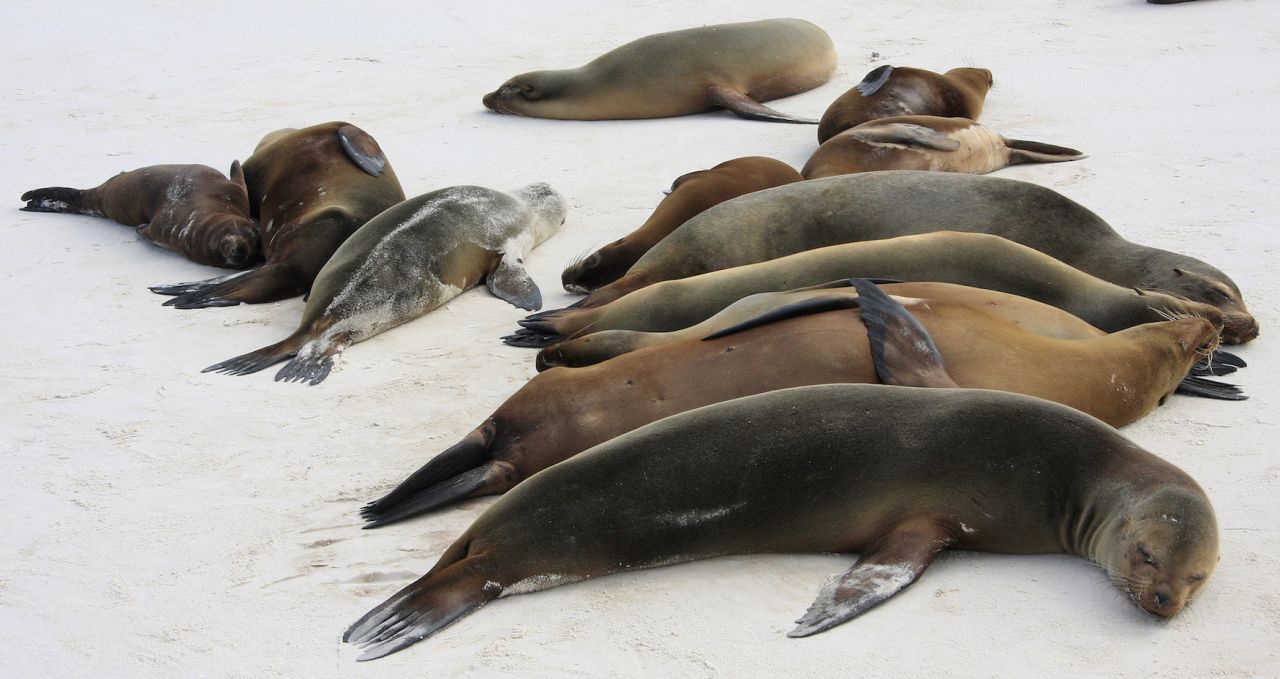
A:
344 540 500 661
20 187 95 214
1175 376 1246 401
203 331 309 378
361 425 496 528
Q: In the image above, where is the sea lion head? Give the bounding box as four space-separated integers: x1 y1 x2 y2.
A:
513 182 569 244
1127 316 1221 405
945 67 994 95
561 241 630 294
1102 486 1219 619
214 218 261 268
1160 268 1258 344
483 71 574 117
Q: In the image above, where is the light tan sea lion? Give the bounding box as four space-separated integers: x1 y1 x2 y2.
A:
817 64 993 143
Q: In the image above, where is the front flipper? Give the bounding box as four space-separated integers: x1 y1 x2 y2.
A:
790 521 953 637
337 124 389 177
851 278 958 388
847 123 962 151
707 84 818 124
487 254 542 311
855 64 894 96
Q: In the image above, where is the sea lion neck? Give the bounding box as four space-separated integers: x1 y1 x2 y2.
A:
1060 476 1133 561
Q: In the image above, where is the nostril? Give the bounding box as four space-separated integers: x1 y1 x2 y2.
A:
1154 591 1172 608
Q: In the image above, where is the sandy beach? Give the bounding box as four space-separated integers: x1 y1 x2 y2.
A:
2 0 1278 676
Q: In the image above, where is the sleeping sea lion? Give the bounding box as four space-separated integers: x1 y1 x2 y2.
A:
21 163 260 269
482 19 836 123
561 156 801 293
802 115 1083 179
150 122 405 308
203 184 567 385
346 383 1220 660
817 65 993 143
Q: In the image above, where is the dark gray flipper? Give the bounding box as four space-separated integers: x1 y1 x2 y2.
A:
781 277 905 293
855 65 894 96
707 84 818 124
203 332 308 377
848 123 963 151
850 278 959 388
20 186 93 214
702 294 862 341
789 522 953 637
338 124 389 177
1176 376 1247 401
361 426 494 528
1004 138 1086 165
488 254 542 311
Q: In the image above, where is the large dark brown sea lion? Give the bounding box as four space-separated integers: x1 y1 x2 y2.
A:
817 65 993 143
362 281 1222 529
561 156 802 293
204 184 567 385
149 122 405 308
346 383 1220 660
545 172 1257 342
802 115 1083 179
21 163 260 268
482 19 837 123
509 231 1225 347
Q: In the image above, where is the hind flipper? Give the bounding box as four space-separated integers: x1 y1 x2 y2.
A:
851 278 959 388
20 187 94 214
502 328 565 348
273 340 346 385
708 85 818 124
487 254 542 311
855 65 894 96
338 124 389 176
345 549 501 660
362 467 492 528
1176 376 1247 401
153 264 303 308
362 426 496 527
1004 139 1086 165
848 123 962 152
203 332 308 377
789 521 951 638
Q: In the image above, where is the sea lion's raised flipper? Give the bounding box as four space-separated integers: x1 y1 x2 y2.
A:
151 264 303 308
202 330 308 378
1175 376 1247 401
487 254 543 311
337 124 389 177
789 521 952 638
851 278 959 388
20 186 94 214
702 293 862 341
362 425 498 528
1004 139 1086 165
345 542 501 661
707 84 818 124
848 124 963 151
855 64 894 96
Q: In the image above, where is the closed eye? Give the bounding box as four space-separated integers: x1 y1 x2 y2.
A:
1189 574 1205 582
1138 546 1158 568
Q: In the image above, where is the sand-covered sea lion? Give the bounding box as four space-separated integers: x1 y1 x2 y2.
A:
346 383 1220 660
548 172 1257 342
363 280 1225 529
817 65 993 143
509 231 1225 347
802 115 1084 179
482 19 837 123
561 156 801 293
150 122 405 308
204 184 567 385
21 163 260 268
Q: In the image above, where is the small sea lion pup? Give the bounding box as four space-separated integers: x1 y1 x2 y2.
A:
817 64 993 143
345 383 1220 660
546 172 1257 342
802 115 1084 179
562 156 802 293
363 281 1227 529
482 19 837 123
510 231 1224 348
150 122 405 308
21 163 260 268
204 184 567 385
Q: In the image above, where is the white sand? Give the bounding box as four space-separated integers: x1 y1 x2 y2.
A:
2 0 1278 676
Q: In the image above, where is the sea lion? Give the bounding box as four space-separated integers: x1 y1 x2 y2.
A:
802 115 1084 179
362 280 1225 529
149 122 405 308
561 156 802 293
482 19 837 123
345 383 1221 660
203 184 567 385
544 172 1257 343
817 65 993 143
20 163 260 269
509 231 1225 348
